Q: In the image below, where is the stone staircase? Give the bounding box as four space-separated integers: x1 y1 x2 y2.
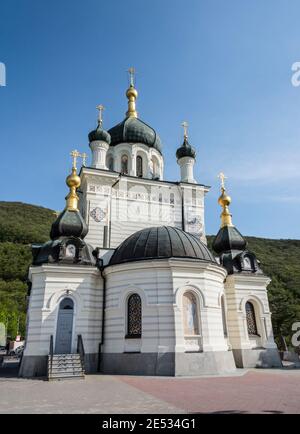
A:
48 353 85 381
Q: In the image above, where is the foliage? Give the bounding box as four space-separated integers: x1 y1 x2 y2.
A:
0 201 55 244
0 202 55 339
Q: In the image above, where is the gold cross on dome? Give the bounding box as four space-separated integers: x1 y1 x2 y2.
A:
96 104 105 127
128 66 136 87
218 172 227 189
70 149 80 169
182 121 189 139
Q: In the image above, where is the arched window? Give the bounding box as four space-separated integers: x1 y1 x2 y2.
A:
170 193 175 205
121 155 128 175
107 156 114 171
127 294 142 338
136 155 143 178
183 292 199 335
246 301 258 336
221 295 228 337
60 297 74 310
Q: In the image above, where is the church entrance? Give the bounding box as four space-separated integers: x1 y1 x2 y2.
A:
55 298 74 354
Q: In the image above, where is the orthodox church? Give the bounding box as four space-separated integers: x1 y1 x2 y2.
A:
19 71 281 378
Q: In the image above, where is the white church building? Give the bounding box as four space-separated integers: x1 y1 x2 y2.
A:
19 72 281 379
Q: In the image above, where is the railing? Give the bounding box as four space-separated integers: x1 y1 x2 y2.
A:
49 335 54 378
77 334 85 372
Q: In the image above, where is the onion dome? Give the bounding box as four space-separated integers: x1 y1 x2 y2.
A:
50 164 88 240
108 117 162 152
176 137 196 160
108 70 162 153
50 208 88 240
212 174 247 254
32 160 95 267
88 126 111 144
88 104 111 144
109 226 216 266
211 173 262 275
213 225 247 254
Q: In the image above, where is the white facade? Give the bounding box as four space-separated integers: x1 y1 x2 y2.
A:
79 168 208 249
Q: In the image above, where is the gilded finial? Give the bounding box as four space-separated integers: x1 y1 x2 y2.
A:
96 104 105 128
182 121 189 139
126 67 138 118
217 172 233 228
65 150 83 211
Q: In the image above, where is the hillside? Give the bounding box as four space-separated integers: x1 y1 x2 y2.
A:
0 201 299 348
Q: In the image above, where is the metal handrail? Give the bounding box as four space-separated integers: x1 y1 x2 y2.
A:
77 334 85 367
49 335 54 378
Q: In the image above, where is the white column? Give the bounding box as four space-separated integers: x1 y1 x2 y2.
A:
178 156 196 183
90 141 109 170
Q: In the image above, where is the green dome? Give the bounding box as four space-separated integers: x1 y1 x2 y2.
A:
108 117 162 153
176 137 196 160
88 126 111 144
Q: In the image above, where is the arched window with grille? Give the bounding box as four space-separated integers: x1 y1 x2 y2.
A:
136 155 143 178
127 294 142 338
221 295 228 337
246 301 258 336
121 155 128 175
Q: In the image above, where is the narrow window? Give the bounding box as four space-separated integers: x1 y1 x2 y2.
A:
246 301 258 336
127 294 142 338
136 155 143 178
221 295 228 337
183 292 199 335
121 155 128 175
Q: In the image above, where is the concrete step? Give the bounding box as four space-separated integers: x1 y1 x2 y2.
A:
49 373 85 380
50 369 84 375
48 353 85 381
52 355 81 360
50 362 83 368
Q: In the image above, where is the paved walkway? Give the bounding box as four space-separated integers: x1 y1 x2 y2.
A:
0 369 300 414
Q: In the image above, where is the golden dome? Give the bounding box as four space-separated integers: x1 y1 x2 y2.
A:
66 167 81 189
126 86 138 99
218 189 231 208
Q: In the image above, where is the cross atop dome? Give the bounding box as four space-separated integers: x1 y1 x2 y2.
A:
182 121 189 139
96 104 105 128
218 172 227 190
128 66 136 87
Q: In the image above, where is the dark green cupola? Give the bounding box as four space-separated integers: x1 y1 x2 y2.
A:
212 174 262 275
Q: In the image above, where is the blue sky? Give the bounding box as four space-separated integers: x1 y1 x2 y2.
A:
0 0 300 239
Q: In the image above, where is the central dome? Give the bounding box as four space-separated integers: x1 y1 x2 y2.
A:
109 226 216 265
108 117 162 153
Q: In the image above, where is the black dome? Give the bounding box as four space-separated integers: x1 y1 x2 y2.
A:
108 117 162 153
88 126 111 144
176 137 196 160
50 209 88 240
212 225 247 254
109 226 216 266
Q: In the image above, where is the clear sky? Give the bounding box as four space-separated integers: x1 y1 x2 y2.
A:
0 0 299 239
